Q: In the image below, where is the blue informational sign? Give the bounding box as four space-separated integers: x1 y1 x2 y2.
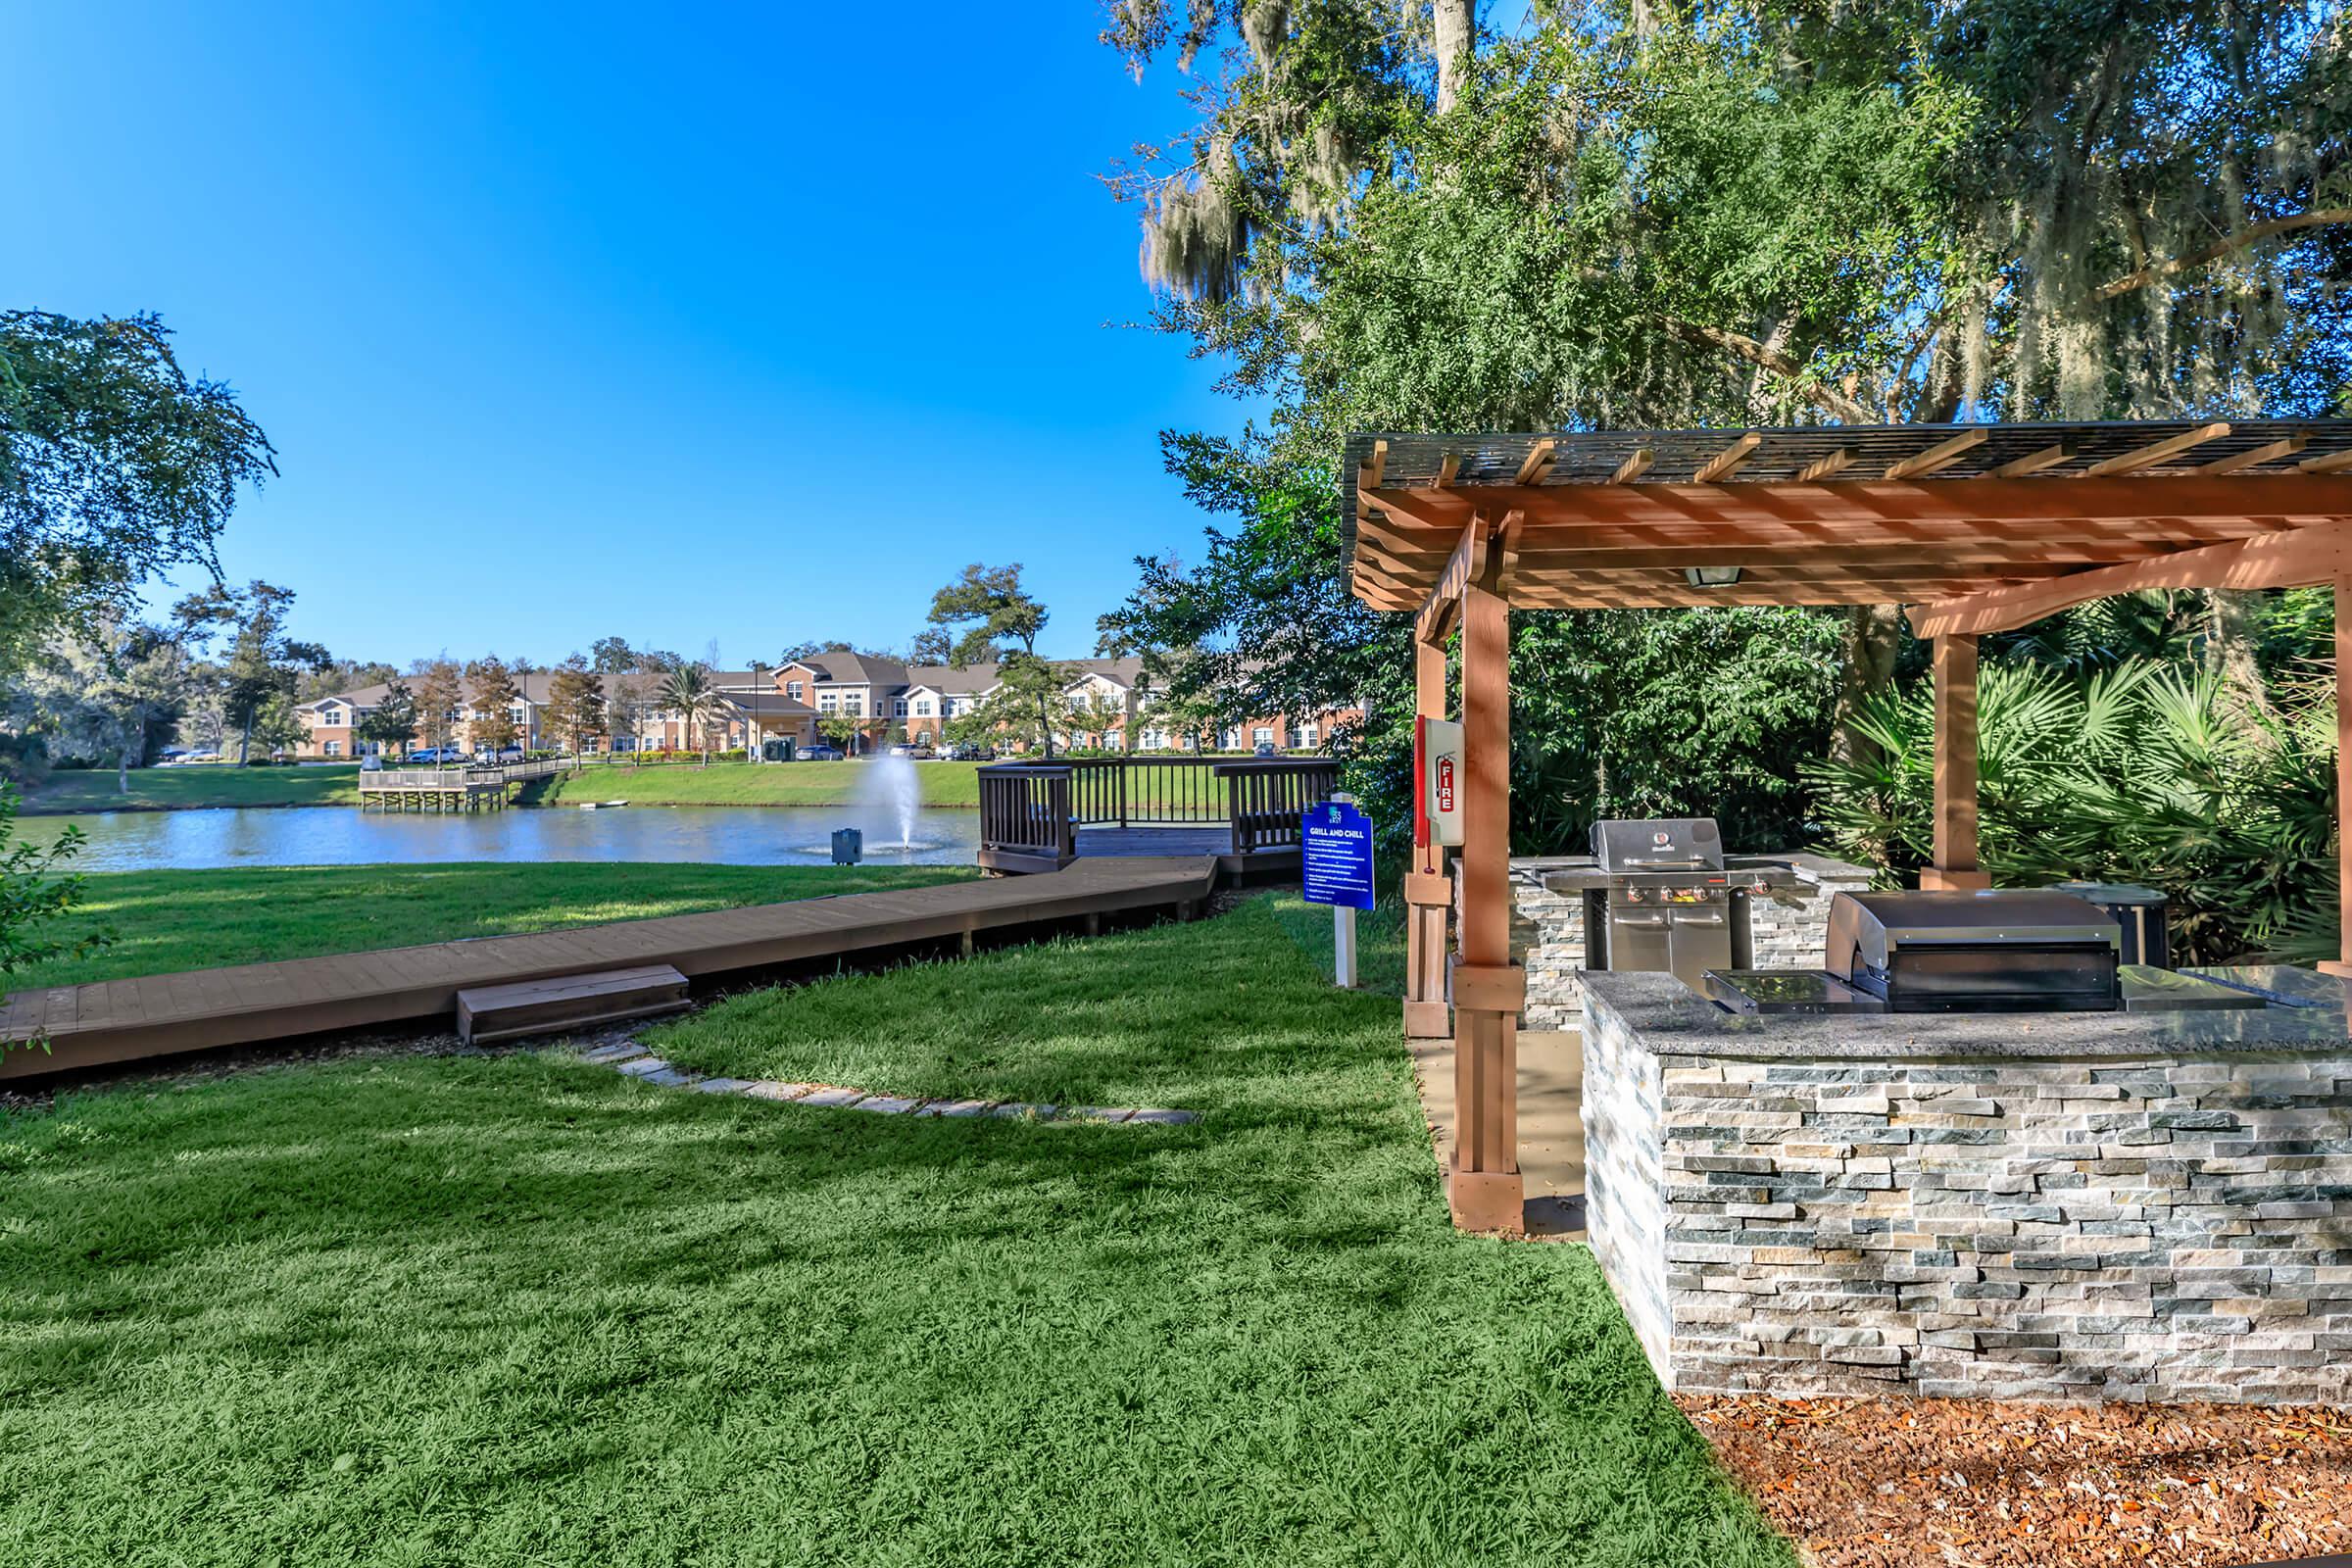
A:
1301 799 1376 911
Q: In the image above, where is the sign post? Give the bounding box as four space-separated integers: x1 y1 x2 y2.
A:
1301 794 1376 988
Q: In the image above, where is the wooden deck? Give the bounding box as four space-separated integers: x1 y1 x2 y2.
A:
1070 825 1302 881
0 857 1219 1083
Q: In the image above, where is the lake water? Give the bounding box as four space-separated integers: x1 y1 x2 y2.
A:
14 804 982 873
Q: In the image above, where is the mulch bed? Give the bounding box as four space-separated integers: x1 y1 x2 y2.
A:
1679 1393 2352 1567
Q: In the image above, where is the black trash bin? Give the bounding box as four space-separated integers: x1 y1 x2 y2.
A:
2051 881 2170 968
831 828 863 866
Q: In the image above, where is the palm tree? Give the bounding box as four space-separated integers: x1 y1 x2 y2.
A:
661 663 719 769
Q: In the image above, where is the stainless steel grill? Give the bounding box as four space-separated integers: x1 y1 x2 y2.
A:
1825 889 2123 1012
1587 818 1738 991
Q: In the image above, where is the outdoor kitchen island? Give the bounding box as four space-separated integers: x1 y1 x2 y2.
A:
1583 961 2352 1407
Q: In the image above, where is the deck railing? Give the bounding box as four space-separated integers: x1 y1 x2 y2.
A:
358 757 574 791
1214 758 1341 855
977 764 1078 868
977 755 1340 869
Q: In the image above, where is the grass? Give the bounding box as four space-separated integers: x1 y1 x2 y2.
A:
529 760 984 808
0 894 1791 1568
22 763 360 813
5 862 975 992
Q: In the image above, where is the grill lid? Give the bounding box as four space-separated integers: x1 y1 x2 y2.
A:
1827 889 2121 977
1592 817 1724 873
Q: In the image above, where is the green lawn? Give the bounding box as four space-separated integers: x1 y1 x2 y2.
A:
5 862 975 993
530 759 983 808
0 893 1789 1567
22 763 360 813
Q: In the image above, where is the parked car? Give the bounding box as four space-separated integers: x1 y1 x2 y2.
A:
944 742 995 761
887 743 937 760
404 747 460 764
801 744 845 761
474 746 525 763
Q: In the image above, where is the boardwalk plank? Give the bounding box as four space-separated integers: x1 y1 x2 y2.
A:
2 858 1218 1081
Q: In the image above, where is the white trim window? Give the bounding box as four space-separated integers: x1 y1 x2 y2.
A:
1297 725 1318 749
323 740 341 757
818 694 838 712
912 696 935 716
785 680 805 702
893 697 908 717
1251 727 1274 748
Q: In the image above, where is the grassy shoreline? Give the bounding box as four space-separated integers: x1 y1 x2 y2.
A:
3 861 975 993
18 760 991 814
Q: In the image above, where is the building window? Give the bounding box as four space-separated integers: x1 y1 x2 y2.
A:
1297 725 1317 749
819 694 838 712
893 697 908 717
785 680 804 702
843 695 863 716
913 698 934 716
510 707 526 726
323 740 341 757
1252 727 1274 747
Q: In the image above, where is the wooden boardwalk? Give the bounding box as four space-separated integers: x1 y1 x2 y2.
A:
1071 825 1302 881
1 857 1218 1083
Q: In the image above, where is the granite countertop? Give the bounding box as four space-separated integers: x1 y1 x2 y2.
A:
1581 968 2352 1059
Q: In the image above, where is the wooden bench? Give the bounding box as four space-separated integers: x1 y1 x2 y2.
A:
455 964 691 1045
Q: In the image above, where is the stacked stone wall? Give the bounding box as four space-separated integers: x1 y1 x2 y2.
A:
1581 989 2352 1404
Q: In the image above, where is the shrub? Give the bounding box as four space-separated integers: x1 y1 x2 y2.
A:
1806 659 2336 964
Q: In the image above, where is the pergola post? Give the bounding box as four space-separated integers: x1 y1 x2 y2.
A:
1448 581 1524 1233
2327 578 2352 979
1921 633 1992 892
1403 636 1452 1039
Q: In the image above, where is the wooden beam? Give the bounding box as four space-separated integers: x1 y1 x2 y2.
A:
1883 426 1987 480
1362 438 1388 491
1436 453 1462 487
1362 472 2352 535
1486 511 1526 596
1920 635 1989 891
2202 434 2306 474
1990 442 2073 478
1909 520 2352 639
1692 431 1762 483
1414 519 1491 646
1405 637 1452 1036
2301 447 2352 474
2082 421 2230 477
1513 439 1558 485
1797 448 1856 482
1610 448 1655 484
1449 581 1522 1233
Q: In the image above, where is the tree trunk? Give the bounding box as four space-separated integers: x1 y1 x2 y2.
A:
1433 0 1476 112
2206 589 2278 719
1831 604 1905 765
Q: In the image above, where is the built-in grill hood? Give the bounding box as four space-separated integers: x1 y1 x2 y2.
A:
1825 889 2124 1012
1591 818 1724 873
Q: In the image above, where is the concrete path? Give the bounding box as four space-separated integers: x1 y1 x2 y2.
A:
1408 1028 1587 1239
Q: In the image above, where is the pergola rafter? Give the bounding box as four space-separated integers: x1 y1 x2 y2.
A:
1344 417 2352 1235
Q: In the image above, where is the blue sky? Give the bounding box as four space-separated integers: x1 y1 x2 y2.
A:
4 3 1245 668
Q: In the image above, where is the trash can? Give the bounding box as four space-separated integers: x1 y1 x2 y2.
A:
2051 881 2170 968
831 828 863 866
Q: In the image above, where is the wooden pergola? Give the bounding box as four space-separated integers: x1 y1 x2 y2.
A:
1347 418 2352 1233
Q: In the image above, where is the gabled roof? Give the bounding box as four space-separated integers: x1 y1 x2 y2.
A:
902 662 1001 696
797 652 909 687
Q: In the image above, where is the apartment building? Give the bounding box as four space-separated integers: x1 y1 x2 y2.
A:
294 669 816 759
297 653 1359 760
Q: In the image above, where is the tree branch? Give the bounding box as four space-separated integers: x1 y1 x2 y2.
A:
1654 316 1875 423
2093 209 2352 300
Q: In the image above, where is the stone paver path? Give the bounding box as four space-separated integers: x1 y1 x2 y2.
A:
574 1039 1198 1126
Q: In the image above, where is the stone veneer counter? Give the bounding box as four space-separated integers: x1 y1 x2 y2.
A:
1580 969 2352 1405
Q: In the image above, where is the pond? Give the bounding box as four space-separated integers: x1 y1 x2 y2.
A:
13 805 983 873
